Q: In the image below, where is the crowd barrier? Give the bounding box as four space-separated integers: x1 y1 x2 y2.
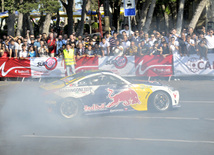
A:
0 54 213 78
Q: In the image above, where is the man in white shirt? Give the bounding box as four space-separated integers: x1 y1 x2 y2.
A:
119 24 134 37
122 35 131 52
99 38 110 56
205 29 214 53
19 44 28 59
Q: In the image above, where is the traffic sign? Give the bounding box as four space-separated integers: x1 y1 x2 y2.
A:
124 0 136 16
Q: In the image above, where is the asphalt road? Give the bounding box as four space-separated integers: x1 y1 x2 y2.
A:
0 80 214 155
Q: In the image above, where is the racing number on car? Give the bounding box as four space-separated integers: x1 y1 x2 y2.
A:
145 92 150 99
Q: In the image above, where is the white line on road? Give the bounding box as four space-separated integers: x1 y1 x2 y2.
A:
181 100 214 104
22 135 214 144
106 116 214 121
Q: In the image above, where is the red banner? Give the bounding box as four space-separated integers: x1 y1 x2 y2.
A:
135 55 173 77
75 56 99 73
0 58 31 77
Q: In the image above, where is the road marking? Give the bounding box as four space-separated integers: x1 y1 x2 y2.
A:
107 116 200 120
181 100 214 104
22 135 214 144
0 82 20 86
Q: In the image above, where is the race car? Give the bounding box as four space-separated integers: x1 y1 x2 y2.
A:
41 70 180 118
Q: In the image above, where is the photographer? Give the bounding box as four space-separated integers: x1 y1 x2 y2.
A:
38 40 49 57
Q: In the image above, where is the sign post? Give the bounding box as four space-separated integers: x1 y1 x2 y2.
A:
124 0 136 36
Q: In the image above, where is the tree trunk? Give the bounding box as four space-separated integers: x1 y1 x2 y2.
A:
16 12 23 36
76 0 87 36
138 0 151 30
176 0 185 35
42 13 52 34
56 10 60 35
60 0 74 36
161 4 169 33
27 13 34 35
112 1 121 32
1 0 4 12
189 0 208 30
7 12 15 36
143 0 157 33
104 0 110 32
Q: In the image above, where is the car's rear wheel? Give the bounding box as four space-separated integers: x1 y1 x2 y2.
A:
150 91 171 112
60 99 80 119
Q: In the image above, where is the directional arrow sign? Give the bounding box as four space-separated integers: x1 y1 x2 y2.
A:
124 0 136 16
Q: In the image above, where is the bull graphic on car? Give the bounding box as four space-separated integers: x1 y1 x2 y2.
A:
106 88 141 108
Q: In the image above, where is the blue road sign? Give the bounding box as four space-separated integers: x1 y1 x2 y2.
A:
124 0 136 16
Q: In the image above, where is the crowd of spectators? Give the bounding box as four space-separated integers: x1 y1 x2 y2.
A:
0 24 214 60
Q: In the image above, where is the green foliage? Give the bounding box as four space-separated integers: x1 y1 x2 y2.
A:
38 0 60 13
4 0 60 14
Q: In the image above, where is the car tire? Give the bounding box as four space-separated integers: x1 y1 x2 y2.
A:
60 98 81 119
149 91 171 112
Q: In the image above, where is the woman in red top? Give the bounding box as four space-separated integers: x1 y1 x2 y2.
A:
47 32 56 57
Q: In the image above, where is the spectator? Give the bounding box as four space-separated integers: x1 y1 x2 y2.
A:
111 40 124 56
105 32 111 43
143 33 150 45
197 39 208 60
109 32 118 55
34 36 41 53
76 42 86 58
16 38 23 55
68 34 76 47
63 44 76 76
131 30 141 45
150 41 162 55
0 42 5 57
186 34 196 55
177 33 188 56
99 38 110 56
93 43 102 57
47 32 56 57
169 37 179 55
28 46 36 58
85 45 94 57
56 35 64 56
162 41 171 58
19 44 28 59
139 40 150 56
120 24 134 37
148 34 157 47
125 41 139 56
38 40 49 57
205 29 214 53
121 35 130 52
62 34 68 45
9 39 18 58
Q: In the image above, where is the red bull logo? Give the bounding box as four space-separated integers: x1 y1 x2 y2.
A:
106 88 141 108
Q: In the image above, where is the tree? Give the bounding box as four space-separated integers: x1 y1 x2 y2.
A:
76 0 88 36
39 0 60 34
143 0 157 33
137 0 151 30
60 0 74 36
176 0 185 35
188 0 208 30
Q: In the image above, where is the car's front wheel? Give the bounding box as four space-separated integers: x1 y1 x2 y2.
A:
60 99 81 118
149 91 171 112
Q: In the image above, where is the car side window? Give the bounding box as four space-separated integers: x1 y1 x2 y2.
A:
78 78 92 86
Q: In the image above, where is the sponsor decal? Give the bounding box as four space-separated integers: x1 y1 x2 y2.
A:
0 59 31 77
106 88 141 108
60 87 92 93
105 56 128 69
84 103 106 112
37 57 58 70
185 57 214 73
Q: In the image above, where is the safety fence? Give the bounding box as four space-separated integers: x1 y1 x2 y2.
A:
0 54 213 78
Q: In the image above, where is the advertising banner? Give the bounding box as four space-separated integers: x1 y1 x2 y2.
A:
98 56 135 76
75 56 99 73
173 54 214 76
0 58 31 77
135 55 173 77
30 57 65 78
